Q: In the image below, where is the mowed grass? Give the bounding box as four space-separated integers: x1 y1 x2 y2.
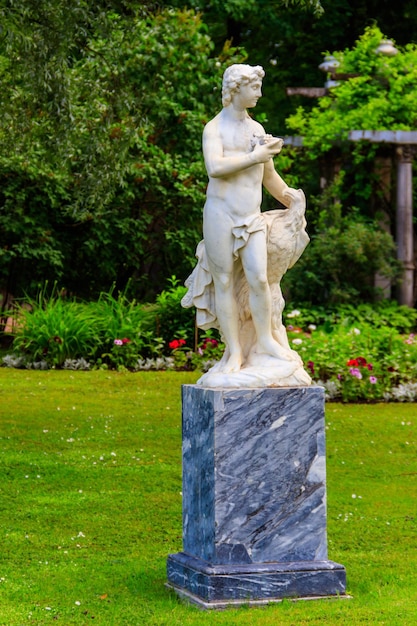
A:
0 369 416 625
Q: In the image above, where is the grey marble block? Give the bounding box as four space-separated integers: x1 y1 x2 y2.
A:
167 553 346 606
167 385 347 606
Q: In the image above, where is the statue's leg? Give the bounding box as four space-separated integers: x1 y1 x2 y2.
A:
240 231 291 361
204 218 242 373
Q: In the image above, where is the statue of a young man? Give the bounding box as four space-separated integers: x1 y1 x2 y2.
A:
182 64 311 388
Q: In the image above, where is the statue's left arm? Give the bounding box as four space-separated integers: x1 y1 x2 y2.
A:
262 159 298 207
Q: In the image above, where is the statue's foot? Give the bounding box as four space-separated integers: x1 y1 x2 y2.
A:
222 352 242 373
256 338 291 361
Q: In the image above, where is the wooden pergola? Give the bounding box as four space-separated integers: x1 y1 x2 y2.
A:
284 131 417 307
349 130 417 307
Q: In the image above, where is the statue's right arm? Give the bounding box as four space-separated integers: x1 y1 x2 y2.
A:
203 123 259 178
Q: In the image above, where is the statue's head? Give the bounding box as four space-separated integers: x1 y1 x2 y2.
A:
222 64 265 107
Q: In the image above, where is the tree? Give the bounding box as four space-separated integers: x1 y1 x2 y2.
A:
159 0 417 134
0 6 243 303
287 26 417 150
2 2 414 308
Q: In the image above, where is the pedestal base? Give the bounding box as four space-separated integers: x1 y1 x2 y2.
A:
167 552 347 608
167 385 347 608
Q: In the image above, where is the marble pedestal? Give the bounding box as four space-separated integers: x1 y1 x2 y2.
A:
167 385 347 608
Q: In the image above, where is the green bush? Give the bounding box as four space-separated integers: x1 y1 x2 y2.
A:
87 290 162 369
152 277 196 350
284 300 417 334
281 206 401 306
288 318 417 402
9 286 160 369
11 290 99 368
6 280 212 370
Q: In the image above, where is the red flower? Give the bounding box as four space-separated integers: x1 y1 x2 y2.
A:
357 356 367 367
307 360 315 375
169 339 186 350
121 338 131 344
347 359 359 366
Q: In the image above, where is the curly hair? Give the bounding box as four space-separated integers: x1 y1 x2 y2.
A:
222 64 265 107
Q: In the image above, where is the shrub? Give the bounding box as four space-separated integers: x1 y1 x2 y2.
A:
152 277 197 350
87 290 162 368
8 285 161 369
11 290 99 368
289 322 417 402
5 286 417 403
284 301 417 334
282 208 401 306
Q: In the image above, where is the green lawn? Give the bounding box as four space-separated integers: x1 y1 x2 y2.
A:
0 369 416 625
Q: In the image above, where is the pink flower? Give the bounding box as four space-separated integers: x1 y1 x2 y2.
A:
369 376 377 384
202 338 218 349
114 339 123 346
349 367 363 379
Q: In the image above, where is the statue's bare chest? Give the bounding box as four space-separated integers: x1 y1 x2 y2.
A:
219 118 257 155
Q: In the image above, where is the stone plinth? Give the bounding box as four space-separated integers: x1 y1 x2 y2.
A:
167 385 347 607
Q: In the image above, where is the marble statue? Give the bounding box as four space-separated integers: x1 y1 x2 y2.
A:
182 64 311 388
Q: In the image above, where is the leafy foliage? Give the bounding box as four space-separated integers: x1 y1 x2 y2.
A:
291 323 417 402
282 202 401 305
152 277 196 349
162 1 417 135
287 25 417 154
284 299 417 334
4 289 417 403
277 26 417 306
0 6 243 301
285 303 417 401
6 280 201 368
11 287 100 367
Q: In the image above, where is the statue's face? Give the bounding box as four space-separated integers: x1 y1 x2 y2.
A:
234 79 262 109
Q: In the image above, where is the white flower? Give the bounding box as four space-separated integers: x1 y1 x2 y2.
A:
351 328 361 335
308 324 317 331
292 338 303 345
287 309 301 318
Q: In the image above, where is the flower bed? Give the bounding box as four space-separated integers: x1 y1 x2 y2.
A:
2 289 417 401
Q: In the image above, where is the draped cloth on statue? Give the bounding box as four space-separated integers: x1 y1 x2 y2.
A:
181 189 311 388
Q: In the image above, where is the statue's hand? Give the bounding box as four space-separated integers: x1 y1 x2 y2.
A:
252 136 283 163
283 187 300 204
